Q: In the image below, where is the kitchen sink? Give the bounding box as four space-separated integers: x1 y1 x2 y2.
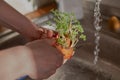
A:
0 12 120 80
0 34 27 50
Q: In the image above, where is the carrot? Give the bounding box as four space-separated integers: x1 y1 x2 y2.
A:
54 38 74 59
48 10 86 59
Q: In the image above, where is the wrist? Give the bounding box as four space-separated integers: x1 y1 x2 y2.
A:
18 46 37 79
25 27 42 41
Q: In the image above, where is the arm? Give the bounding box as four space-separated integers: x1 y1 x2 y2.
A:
0 0 41 40
0 39 63 80
25 39 63 79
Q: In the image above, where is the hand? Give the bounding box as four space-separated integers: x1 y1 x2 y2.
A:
0 39 63 80
26 25 56 41
38 27 55 39
29 23 56 40
26 39 63 80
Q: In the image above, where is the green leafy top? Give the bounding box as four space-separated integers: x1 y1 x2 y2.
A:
48 10 86 48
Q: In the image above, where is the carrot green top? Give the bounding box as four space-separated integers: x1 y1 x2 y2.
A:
48 10 86 48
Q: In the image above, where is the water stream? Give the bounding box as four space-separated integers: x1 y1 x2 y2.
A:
94 0 102 64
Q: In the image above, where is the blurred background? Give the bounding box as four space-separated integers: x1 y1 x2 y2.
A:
0 0 120 80
1 0 120 33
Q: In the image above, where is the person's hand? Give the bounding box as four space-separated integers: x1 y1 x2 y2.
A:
38 27 55 39
0 39 63 80
27 23 56 41
26 39 63 80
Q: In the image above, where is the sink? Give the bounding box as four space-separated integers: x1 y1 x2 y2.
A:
0 13 120 80
0 34 27 50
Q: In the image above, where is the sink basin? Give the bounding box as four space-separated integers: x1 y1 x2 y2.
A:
0 14 120 80
0 34 27 50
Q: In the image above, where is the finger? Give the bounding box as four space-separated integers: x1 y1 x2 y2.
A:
52 31 58 38
38 28 44 32
40 28 54 39
47 30 54 38
38 27 58 39
38 28 46 39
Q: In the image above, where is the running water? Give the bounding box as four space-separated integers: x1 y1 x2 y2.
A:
94 0 102 64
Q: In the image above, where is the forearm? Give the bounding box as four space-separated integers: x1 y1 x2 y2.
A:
0 1 41 40
0 46 37 80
